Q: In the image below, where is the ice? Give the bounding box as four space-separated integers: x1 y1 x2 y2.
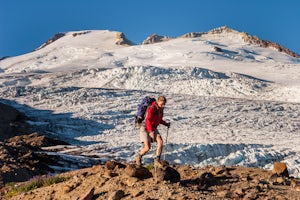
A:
0 29 299 177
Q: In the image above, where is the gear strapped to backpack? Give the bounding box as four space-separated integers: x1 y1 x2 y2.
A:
135 96 156 127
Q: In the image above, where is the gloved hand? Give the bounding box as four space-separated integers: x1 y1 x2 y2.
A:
166 122 171 128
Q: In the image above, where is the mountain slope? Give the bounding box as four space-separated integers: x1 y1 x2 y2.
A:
0 27 299 83
0 27 299 179
0 30 132 73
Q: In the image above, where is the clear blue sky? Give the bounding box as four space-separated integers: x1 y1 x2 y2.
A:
1 0 300 58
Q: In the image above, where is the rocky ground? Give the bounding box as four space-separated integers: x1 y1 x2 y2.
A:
2 160 300 200
0 102 67 186
1 103 300 200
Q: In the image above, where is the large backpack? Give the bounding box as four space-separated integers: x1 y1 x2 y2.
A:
135 96 156 127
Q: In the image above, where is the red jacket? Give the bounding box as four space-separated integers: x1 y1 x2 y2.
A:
145 101 167 132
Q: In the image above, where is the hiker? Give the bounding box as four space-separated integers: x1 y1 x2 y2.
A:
135 96 170 167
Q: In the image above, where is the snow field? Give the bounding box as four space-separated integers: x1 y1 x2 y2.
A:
0 29 299 177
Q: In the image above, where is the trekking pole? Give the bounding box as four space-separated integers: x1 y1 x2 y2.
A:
154 165 158 184
163 127 169 161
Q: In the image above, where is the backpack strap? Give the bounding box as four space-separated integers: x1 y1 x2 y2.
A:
146 103 160 119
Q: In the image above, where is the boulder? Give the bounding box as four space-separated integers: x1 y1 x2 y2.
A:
105 160 126 170
153 166 181 183
272 162 289 177
198 172 217 188
125 164 152 179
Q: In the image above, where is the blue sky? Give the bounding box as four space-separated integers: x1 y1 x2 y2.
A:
1 0 300 58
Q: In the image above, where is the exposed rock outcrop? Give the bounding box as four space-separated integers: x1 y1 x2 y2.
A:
35 32 66 51
142 34 172 44
30 26 300 58
181 32 204 38
0 56 9 61
0 133 60 185
72 30 91 37
241 31 300 58
0 102 30 141
0 102 68 186
115 32 135 46
180 26 300 58
180 26 238 38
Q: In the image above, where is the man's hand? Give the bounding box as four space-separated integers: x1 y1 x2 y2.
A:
149 131 155 139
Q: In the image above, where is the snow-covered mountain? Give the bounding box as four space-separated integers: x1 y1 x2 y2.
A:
0 26 299 177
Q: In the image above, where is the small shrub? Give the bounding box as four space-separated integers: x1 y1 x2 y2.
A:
145 165 154 171
6 175 70 198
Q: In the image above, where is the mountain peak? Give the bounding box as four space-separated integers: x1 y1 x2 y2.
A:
208 26 238 34
35 30 134 52
179 26 300 58
179 26 238 38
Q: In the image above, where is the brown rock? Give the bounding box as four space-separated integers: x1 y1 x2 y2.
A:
79 187 95 200
198 172 216 188
243 191 257 199
295 185 300 191
216 190 227 198
131 188 143 197
142 34 171 45
154 166 181 183
276 177 285 185
212 166 228 176
115 32 134 46
272 162 289 177
125 165 152 179
91 165 103 174
177 196 188 200
104 170 113 178
36 32 66 50
180 32 203 38
233 187 244 196
125 177 138 187
241 31 300 58
105 160 117 170
62 184 73 194
2 160 300 200
108 190 125 200
105 160 126 170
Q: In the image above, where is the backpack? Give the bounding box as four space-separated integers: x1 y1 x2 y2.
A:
135 96 156 127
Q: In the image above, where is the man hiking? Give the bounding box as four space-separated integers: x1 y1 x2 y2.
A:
135 96 170 167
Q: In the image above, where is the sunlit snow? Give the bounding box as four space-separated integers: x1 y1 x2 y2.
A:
0 29 299 177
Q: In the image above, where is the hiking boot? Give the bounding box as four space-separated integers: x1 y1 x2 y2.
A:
154 157 163 168
135 155 142 166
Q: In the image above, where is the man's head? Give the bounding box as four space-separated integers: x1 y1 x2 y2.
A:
157 96 167 108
